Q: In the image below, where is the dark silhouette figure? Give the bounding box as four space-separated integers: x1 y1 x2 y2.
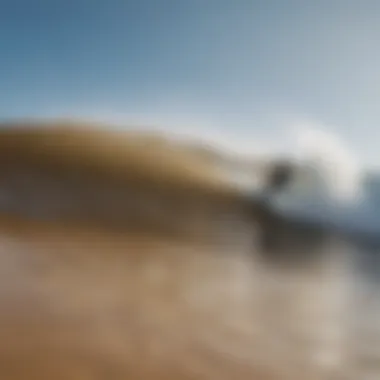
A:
266 161 295 196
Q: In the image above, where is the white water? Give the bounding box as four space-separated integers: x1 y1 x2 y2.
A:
267 122 376 234
291 123 363 203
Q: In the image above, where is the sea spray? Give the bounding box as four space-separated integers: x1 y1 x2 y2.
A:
290 122 363 205
269 121 380 238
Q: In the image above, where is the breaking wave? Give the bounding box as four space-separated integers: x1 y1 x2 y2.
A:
180 121 379 238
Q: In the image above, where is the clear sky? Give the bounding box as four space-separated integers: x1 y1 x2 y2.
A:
1 1 379 166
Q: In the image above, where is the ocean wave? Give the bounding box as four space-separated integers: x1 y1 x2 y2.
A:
0 118 379 244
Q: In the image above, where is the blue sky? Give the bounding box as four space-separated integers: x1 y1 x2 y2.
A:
1 1 380 166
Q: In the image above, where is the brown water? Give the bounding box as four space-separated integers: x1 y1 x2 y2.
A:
0 211 377 380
